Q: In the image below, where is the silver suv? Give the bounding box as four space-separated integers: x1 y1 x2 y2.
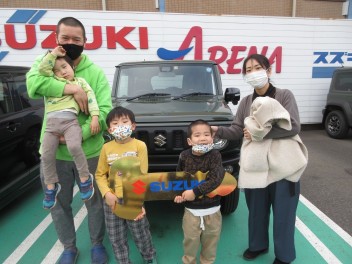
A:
322 67 352 139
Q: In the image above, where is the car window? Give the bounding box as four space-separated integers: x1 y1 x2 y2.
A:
335 71 352 92
12 72 33 109
0 70 41 116
116 64 217 98
0 74 15 114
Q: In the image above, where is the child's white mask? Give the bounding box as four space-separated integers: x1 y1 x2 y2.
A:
111 125 133 141
192 143 214 154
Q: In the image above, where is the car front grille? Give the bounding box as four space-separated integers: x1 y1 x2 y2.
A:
135 129 186 154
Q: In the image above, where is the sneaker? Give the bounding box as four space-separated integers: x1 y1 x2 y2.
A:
243 248 268 260
145 258 158 264
91 244 108 264
43 183 61 209
58 248 79 264
79 174 95 201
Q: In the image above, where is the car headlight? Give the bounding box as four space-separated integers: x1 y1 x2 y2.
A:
213 138 228 150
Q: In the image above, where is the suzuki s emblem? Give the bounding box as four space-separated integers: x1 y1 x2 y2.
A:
154 134 166 147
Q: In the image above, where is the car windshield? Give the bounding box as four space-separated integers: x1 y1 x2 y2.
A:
116 63 217 98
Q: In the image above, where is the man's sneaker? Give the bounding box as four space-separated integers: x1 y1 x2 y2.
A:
91 244 108 264
79 174 95 201
43 183 61 210
58 248 79 264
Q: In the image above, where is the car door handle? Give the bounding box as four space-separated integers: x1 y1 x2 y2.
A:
6 122 21 132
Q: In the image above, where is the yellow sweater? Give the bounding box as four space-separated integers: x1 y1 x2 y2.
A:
95 138 148 199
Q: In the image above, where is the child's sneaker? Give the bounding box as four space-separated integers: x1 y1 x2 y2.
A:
80 174 95 201
43 183 61 209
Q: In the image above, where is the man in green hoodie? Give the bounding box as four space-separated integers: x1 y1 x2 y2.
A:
26 17 112 264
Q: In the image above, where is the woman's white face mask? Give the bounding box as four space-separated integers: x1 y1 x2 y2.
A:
244 69 268 89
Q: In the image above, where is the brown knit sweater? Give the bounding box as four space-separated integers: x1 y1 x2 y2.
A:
176 148 225 209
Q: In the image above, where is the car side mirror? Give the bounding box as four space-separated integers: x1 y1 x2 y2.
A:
224 88 240 105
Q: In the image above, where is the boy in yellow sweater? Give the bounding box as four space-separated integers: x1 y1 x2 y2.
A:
39 46 100 209
95 106 157 264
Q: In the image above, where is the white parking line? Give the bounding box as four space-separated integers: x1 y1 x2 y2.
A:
3 213 53 264
296 217 342 264
5 192 351 263
299 195 352 246
3 186 80 264
41 204 87 264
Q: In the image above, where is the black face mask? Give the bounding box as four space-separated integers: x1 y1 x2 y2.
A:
60 43 84 60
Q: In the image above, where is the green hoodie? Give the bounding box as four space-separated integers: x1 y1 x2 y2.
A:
26 54 112 161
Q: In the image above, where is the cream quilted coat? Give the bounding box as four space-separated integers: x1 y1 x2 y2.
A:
239 96 308 189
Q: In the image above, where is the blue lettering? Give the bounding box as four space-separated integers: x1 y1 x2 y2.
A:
150 182 161 192
161 182 172 191
149 180 205 192
313 51 350 65
347 53 352 62
313 52 328 64
173 181 183 191
329 52 344 64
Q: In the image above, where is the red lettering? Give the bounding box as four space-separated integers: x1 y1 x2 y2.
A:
267 46 282 73
5 24 36 49
106 26 136 49
178 26 203 60
226 46 247 74
247 46 282 73
39 25 103 50
208 46 228 74
139 27 148 49
40 25 57 48
85 26 103 50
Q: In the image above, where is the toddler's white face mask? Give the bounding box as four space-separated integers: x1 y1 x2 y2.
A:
191 143 214 154
244 69 268 89
111 125 133 141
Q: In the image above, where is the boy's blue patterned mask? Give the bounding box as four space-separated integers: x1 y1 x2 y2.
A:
192 143 214 154
111 125 133 141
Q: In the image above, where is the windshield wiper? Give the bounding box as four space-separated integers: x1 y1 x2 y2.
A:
126 93 171 101
172 92 214 100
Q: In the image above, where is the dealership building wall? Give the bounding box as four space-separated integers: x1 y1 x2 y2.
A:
0 0 349 19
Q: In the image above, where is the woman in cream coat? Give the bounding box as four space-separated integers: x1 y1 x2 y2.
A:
212 54 305 264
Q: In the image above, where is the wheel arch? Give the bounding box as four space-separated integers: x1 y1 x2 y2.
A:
323 105 346 123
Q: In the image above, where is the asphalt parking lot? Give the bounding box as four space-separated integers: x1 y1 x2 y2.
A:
300 125 352 236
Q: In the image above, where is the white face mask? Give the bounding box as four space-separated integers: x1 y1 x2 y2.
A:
244 70 268 89
111 125 133 141
191 143 214 154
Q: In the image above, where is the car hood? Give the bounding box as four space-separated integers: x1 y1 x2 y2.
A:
114 98 234 123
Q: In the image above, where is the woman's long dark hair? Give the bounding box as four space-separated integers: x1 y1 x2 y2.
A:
242 54 271 75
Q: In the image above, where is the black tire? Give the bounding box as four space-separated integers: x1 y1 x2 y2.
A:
220 187 240 215
22 127 41 167
325 110 349 139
